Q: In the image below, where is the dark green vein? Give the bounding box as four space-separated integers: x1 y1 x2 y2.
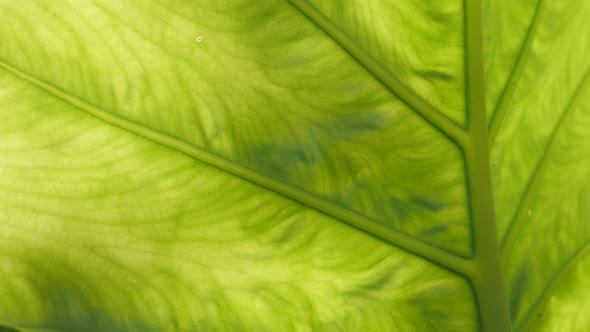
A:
501 65 590 255
0 60 474 277
463 0 511 330
489 0 546 143
286 0 468 147
519 242 590 332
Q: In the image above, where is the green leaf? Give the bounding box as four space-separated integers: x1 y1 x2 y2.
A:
0 0 587 331
485 0 590 330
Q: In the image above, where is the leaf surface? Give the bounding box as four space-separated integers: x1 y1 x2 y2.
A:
486 0 590 329
0 0 588 331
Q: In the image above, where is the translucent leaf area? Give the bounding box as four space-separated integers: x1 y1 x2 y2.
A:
531 249 590 332
304 0 466 125
0 0 471 255
0 0 589 331
485 0 590 330
0 70 476 331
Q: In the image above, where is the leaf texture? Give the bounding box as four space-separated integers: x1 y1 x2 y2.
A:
0 70 476 330
0 0 471 255
0 0 588 331
302 0 467 125
486 0 590 329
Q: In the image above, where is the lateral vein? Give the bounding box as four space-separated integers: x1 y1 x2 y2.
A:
500 66 590 255
0 59 474 276
286 0 468 147
518 242 590 332
489 0 546 143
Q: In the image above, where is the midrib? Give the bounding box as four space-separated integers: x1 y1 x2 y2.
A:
463 0 512 330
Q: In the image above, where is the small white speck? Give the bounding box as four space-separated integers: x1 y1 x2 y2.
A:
196 36 203 43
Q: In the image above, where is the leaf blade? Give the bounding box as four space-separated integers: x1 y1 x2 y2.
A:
0 0 473 254
487 0 590 327
0 66 477 331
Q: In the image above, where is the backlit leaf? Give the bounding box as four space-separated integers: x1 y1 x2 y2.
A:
0 0 588 331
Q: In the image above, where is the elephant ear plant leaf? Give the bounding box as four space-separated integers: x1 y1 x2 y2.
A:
0 0 588 331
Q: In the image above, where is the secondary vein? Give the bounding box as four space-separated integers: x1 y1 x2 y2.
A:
518 242 590 332
500 65 590 255
286 0 469 147
489 0 546 143
0 59 474 277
